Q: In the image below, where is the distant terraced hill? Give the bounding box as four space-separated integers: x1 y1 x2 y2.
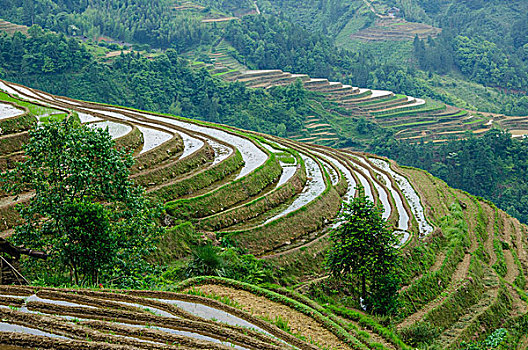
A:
0 19 28 35
0 80 527 349
349 18 441 42
205 48 524 146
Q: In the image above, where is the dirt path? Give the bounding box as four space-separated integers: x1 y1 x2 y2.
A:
504 250 518 284
500 212 513 245
481 203 498 265
0 192 32 209
397 254 472 330
511 219 528 277
438 282 499 348
502 236 527 317
506 283 527 317
189 284 352 350
202 17 238 23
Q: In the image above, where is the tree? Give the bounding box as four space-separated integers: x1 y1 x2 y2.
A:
1 120 163 286
326 186 401 315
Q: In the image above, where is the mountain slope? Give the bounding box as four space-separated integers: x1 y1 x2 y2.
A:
0 79 527 348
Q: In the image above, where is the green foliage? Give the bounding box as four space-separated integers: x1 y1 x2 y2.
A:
398 321 438 347
58 201 113 284
492 239 507 278
0 0 213 51
327 186 401 315
184 244 278 285
151 222 201 264
272 315 291 333
1 120 163 286
460 328 509 350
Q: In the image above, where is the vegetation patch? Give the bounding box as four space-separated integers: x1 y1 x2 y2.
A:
0 132 30 156
0 108 36 134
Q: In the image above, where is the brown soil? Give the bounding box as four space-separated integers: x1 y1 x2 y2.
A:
190 284 352 350
505 282 527 317
511 219 528 278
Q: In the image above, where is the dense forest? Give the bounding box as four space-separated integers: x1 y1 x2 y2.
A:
0 0 214 51
0 27 307 136
1 0 527 115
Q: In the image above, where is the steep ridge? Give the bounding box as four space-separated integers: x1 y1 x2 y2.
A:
0 80 527 349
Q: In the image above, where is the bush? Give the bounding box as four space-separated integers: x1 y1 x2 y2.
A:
398 321 439 347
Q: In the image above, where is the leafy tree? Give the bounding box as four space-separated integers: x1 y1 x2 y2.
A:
326 187 401 315
1 120 163 286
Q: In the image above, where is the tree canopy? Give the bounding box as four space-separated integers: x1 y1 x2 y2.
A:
1 120 163 286
327 187 401 315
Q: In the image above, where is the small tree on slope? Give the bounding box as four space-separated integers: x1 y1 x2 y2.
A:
1 120 163 286
326 186 401 315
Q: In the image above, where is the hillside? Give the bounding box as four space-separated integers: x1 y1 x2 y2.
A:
0 79 527 349
204 45 528 145
252 0 528 116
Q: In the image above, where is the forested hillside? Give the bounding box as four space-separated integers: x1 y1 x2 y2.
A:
0 0 527 115
0 0 223 51
0 26 310 137
256 0 528 115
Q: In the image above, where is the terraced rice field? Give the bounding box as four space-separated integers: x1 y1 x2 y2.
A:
0 80 527 349
203 49 509 144
349 18 441 41
0 20 28 35
0 103 24 121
